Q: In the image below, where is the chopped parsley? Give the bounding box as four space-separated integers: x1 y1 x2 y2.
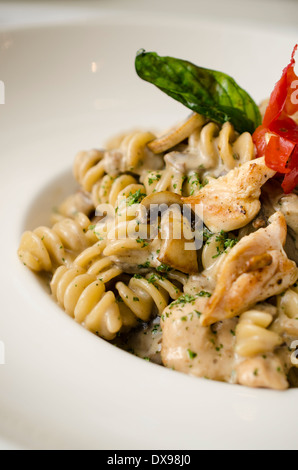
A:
152 324 160 335
133 274 143 279
169 294 197 309
169 291 212 310
156 263 172 273
187 349 197 360
136 238 149 248
188 174 206 195
126 189 146 206
198 291 212 298
212 231 238 258
147 273 165 286
148 174 162 186
203 227 214 242
138 261 151 269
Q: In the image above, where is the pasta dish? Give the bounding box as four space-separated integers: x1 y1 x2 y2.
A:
18 47 298 390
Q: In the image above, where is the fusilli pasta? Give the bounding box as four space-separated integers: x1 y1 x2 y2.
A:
18 213 97 272
18 106 298 390
116 272 185 322
235 306 283 357
50 266 122 340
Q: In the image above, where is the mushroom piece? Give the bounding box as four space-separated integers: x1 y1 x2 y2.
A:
183 157 276 232
51 190 94 224
158 206 199 275
138 191 199 274
147 113 205 154
199 212 298 326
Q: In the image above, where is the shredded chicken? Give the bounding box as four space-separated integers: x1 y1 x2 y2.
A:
161 297 238 383
183 157 276 232
236 355 288 390
199 212 298 326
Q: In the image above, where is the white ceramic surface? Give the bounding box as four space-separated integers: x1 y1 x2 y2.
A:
0 12 297 450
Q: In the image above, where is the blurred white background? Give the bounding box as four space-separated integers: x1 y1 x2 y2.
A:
0 0 297 31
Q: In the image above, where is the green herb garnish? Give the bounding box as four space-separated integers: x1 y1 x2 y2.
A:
212 231 238 258
148 174 162 186
136 238 149 248
187 349 197 360
156 263 172 273
127 189 146 206
198 291 212 298
135 50 261 134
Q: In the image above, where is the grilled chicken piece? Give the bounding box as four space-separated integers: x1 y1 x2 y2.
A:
183 157 276 232
236 355 288 390
161 297 237 383
200 212 298 326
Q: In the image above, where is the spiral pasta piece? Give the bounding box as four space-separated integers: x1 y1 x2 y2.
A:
103 236 152 270
74 149 106 192
18 213 97 272
118 130 162 174
103 130 164 176
218 122 255 169
188 121 255 172
116 273 183 322
142 168 186 196
272 287 298 338
74 242 122 284
92 173 146 210
92 174 134 206
188 122 220 170
50 266 123 340
235 308 283 357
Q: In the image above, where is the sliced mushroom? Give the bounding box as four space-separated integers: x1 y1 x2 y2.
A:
148 113 205 154
158 206 198 274
138 191 183 224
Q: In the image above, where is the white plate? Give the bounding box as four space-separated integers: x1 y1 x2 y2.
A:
0 12 297 450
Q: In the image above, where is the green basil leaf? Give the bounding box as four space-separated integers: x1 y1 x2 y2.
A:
135 50 262 134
